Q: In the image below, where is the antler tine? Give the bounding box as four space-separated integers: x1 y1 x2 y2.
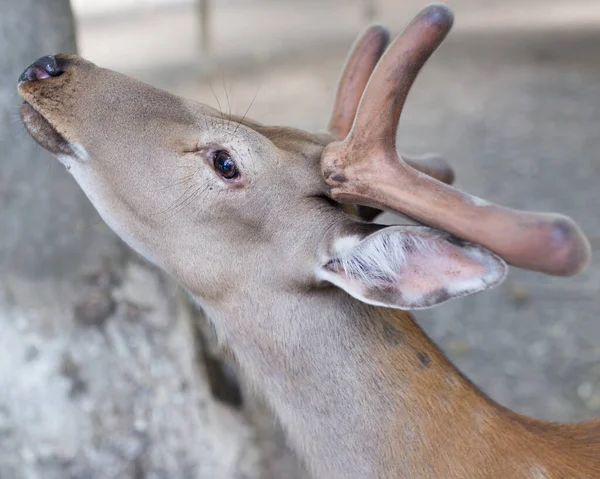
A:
329 23 455 188
348 4 453 149
329 24 390 140
321 3 591 276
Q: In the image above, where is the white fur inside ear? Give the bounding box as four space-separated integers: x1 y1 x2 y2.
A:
333 232 434 288
319 226 508 310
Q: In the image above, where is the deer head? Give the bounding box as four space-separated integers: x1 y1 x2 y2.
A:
18 4 590 313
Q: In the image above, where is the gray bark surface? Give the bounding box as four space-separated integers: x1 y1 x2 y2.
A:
0 1 306 477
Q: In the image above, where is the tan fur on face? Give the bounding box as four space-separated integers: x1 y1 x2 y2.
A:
18 55 336 301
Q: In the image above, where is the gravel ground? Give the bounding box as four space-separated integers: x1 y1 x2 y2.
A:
79 4 600 424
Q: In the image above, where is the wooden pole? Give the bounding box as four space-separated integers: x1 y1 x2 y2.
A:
198 0 212 55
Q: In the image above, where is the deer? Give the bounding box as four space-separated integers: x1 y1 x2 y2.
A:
16 3 599 478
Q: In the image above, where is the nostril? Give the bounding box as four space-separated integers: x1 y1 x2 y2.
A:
18 55 64 83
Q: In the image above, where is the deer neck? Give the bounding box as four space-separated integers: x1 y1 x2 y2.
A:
199 289 535 479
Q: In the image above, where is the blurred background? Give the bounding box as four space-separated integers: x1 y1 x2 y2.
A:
1 0 599 477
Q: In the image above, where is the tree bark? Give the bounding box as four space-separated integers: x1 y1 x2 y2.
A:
0 1 305 477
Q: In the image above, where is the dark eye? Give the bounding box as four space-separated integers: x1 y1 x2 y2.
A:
212 150 238 180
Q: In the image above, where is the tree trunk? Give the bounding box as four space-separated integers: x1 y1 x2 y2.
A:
0 1 305 477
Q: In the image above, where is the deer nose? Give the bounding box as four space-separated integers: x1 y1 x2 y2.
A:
18 55 64 83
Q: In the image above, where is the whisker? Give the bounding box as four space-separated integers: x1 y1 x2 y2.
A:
158 183 198 216
10 111 25 126
208 80 224 120
162 185 208 221
233 87 260 138
158 174 196 191
174 186 205 213
222 72 232 125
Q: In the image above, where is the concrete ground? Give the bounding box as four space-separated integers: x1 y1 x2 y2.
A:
74 0 600 423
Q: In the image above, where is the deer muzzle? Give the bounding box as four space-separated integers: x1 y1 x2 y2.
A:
17 54 84 157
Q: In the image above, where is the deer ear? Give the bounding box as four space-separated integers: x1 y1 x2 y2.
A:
318 225 508 310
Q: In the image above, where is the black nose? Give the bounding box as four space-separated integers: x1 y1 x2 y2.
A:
18 55 64 83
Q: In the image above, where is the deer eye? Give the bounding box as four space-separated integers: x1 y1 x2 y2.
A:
212 150 238 180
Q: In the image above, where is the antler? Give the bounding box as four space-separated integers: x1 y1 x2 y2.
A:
321 3 591 276
329 23 455 187
329 24 389 140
